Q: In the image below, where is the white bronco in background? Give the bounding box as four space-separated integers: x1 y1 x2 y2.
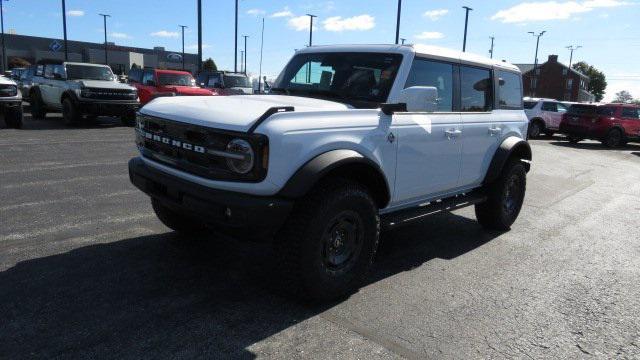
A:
0 75 23 129
129 44 531 301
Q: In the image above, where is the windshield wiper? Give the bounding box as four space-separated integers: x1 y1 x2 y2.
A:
269 87 291 95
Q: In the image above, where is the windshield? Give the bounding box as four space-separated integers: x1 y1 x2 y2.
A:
271 52 403 108
66 65 114 81
223 74 251 88
523 101 537 109
158 73 196 87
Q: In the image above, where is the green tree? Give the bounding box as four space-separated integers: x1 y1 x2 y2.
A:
203 58 217 72
612 90 634 103
572 61 607 102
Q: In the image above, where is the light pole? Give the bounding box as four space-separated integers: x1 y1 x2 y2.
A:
395 0 402 44
243 35 248 74
306 14 317 83
234 0 238 72
489 36 495 59
566 45 581 68
400 38 406 45
258 17 264 93
462 6 473 52
240 50 244 73
197 0 202 72
529 31 546 97
0 0 7 73
99 13 111 66
62 0 68 61
179 25 187 70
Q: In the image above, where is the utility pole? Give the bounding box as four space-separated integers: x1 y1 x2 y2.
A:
306 14 317 83
99 13 111 66
0 0 7 73
529 31 546 97
179 25 187 71
489 36 495 59
462 6 472 52
197 0 202 72
243 35 248 74
240 50 244 72
395 0 402 44
234 0 238 72
566 45 581 68
258 17 264 94
62 0 68 61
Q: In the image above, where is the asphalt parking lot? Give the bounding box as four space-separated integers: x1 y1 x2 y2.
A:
1 113 640 359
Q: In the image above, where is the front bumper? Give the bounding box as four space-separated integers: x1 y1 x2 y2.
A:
128 157 293 239
0 98 22 111
77 100 139 116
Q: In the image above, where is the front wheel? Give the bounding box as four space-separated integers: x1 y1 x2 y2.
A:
275 179 380 302
4 107 23 129
29 90 47 119
475 159 527 231
603 128 624 148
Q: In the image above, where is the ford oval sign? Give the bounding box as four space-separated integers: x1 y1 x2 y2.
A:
167 53 182 62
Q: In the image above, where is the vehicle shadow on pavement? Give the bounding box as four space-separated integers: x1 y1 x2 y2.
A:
18 116 128 131
0 212 496 359
549 141 640 151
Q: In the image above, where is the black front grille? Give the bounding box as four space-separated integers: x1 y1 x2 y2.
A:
82 87 136 100
136 114 268 182
0 85 17 97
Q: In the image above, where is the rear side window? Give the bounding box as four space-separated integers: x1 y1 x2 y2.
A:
404 59 454 112
460 66 493 112
496 71 522 109
621 107 640 119
597 107 616 116
523 101 537 109
541 102 557 112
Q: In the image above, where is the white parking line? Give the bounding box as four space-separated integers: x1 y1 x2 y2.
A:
2 174 129 189
0 160 126 175
0 190 139 211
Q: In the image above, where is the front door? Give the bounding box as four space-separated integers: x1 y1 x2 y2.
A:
393 58 461 204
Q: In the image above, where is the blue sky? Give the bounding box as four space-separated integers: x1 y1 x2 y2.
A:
4 0 639 100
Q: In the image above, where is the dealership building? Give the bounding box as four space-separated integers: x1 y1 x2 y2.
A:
3 33 199 75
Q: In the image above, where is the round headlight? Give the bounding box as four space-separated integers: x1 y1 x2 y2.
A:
226 139 254 174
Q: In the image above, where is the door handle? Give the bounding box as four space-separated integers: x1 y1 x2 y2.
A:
488 127 502 136
445 129 462 140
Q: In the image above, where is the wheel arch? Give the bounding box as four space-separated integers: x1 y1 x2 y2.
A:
483 136 532 185
278 149 391 209
61 89 79 104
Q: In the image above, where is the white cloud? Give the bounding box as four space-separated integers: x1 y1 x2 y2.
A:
491 0 631 23
323 14 375 32
110 32 131 39
247 8 266 16
414 31 445 40
423 9 449 21
150 30 179 38
287 16 312 31
271 7 293 18
186 44 212 50
67 10 84 17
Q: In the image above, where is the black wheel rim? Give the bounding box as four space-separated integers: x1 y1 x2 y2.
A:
503 174 522 218
321 210 363 274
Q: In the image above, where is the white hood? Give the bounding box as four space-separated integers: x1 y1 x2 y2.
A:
139 95 351 132
78 79 135 90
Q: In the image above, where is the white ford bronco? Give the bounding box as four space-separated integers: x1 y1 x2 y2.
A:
129 44 531 301
29 62 139 126
0 75 23 129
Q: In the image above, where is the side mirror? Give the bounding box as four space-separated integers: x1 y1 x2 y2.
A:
397 86 439 112
145 80 156 86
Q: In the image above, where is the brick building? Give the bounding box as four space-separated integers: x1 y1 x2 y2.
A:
515 55 595 102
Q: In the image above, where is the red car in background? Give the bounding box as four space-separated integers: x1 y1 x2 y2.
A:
128 68 212 105
559 103 640 147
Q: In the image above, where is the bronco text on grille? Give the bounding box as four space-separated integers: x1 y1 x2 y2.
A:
81 88 137 100
135 114 269 182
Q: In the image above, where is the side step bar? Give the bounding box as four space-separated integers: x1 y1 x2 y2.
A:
381 192 487 230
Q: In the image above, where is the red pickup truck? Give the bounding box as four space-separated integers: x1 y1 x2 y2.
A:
128 69 212 105
559 103 640 147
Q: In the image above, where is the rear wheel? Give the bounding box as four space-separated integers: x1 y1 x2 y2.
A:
475 159 527 231
275 179 379 302
603 128 624 148
29 90 47 119
568 136 582 144
151 198 208 235
62 98 80 126
528 120 543 139
4 107 23 129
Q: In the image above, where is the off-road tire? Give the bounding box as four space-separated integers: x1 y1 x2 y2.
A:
568 136 582 144
528 120 543 139
4 107 23 129
121 110 136 127
603 128 624 148
62 98 81 126
151 198 208 235
274 179 380 302
29 90 47 119
475 159 527 231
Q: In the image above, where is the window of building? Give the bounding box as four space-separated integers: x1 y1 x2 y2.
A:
460 66 493 112
567 79 573 90
562 69 568 75
404 59 454 112
496 70 522 109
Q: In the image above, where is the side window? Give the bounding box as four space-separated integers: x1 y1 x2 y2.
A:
557 102 568 113
142 70 155 85
541 102 557 112
53 65 65 79
622 108 640 119
44 65 54 78
404 58 454 112
35 65 44 77
496 70 522 109
460 66 493 112
128 69 141 83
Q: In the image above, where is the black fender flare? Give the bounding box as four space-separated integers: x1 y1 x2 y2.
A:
483 136 532 185
61 89 80 105
278 149 391 207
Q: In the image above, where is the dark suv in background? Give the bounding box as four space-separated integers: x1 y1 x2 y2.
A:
559 103 640 147
196 71 253 95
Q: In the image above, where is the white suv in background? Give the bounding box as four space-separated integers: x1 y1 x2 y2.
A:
523 98 569 138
